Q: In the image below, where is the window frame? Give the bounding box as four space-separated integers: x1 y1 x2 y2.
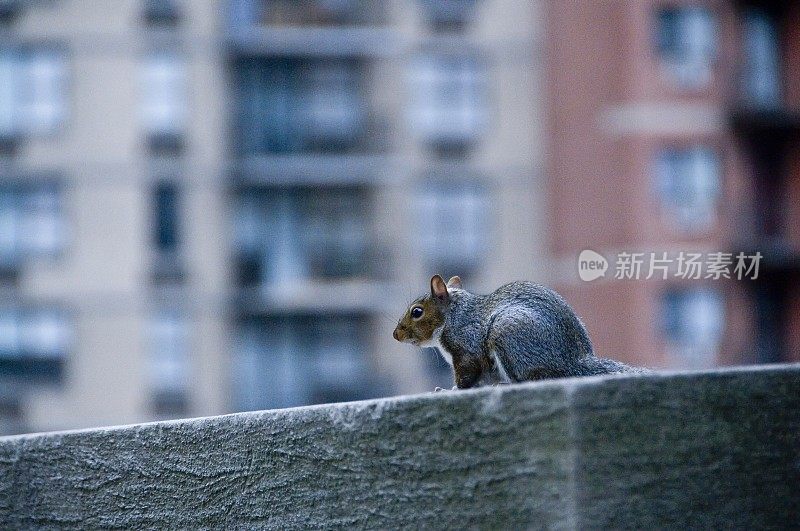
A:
0 43 69 141
653 144 722 234
653 5 719 91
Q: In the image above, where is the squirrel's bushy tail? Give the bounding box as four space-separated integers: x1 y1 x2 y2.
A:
574 356 650 376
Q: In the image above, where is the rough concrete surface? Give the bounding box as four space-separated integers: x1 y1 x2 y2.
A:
0 364 798 529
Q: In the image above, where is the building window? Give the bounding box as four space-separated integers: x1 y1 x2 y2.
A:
654 146 720 233
661 287 724 368
414 176 490 274
233 187 371 285
148 311 189 416
0 307 71 382
227 0 260 29
0 47 67 140
0 1 23 25
140 52 187 151
741 9 781 108
409 52 489 152
142 0 182 27
234 58 366 155
417 0 479 31
0 182 65 268
154 182 180 252
151 181 184 281
296 62 366 149
655 6 718 89
232 315 373 411
0 51 15 139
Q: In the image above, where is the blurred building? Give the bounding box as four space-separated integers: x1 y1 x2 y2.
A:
546 1 800 369
0 0 544 434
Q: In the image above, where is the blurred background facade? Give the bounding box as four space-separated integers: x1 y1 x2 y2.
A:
0 0 542 434
548 0 800 370
0 0 796 435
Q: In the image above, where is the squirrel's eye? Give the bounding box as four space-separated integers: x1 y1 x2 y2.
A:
411 306 424 320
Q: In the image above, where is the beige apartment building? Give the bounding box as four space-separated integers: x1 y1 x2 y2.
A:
0 0 546 434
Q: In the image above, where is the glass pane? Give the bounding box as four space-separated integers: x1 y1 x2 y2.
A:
20 49 67 134
0 189 20 263
19 185 64 256
300 188 368 278
235 59 366 154
655 147 720 232
742 9 781 107
232 316 371 410
661 288 724 368
149 312 189 394
141 53 187 136
19 309 70 358
0 50 21 137
655 7 717 89
232 319 306 410
410 53 488 147
295 62 365 148
227 0 262 30
415 177 489 272
0 309 21 358
154 182 180 252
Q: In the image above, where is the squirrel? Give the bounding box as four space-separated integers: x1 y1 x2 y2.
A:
393 275 645 389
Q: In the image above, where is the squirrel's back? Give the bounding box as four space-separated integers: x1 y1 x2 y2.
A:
482 281 646 378
483 281 594 358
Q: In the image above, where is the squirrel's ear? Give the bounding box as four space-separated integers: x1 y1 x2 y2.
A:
430 275 449 302
447 276 462 289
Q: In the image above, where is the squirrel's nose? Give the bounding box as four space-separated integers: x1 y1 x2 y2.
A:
393 327 401 341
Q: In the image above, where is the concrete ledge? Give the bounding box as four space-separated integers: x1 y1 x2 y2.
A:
1 365 799 529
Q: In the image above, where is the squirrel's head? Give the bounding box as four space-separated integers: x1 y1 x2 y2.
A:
393 275 462 346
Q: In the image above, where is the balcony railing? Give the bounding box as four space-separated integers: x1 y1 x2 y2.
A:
227 0 389 29
225 26 399 58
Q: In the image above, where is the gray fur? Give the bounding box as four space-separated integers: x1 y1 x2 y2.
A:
435 281 646 388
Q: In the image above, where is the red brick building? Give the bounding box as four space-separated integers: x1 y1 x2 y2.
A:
545 0 800 368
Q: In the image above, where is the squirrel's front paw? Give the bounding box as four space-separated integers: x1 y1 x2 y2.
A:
433 386 458 392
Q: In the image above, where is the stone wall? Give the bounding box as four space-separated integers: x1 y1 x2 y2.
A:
1 364 798 529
